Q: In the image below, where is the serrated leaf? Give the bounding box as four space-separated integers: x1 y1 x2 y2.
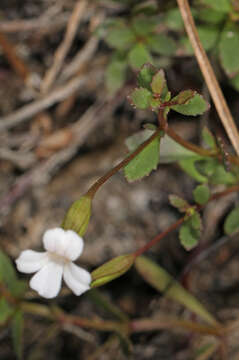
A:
179 221 200 250
91 254 135 287
124 135 160 182
147 34 177 56
105 24 135 50
172 90 196 105
125 129 154 152
193 185 210 205
137 63 157 90
12 310 24 360
171 94 209 116
164 8 184 30
128 87 152 109
151 69 166 95
128 43 153 69
106 58 127 94
219 24 239 75
200 0 232 12
224 206 239 235
169 194 189 212
202 127 216 148
0 298 14 324
135 256 218 325
189 212 202 230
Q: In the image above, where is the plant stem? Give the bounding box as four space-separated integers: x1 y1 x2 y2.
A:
85 127 162 199
176 0 239 156
133 184 239 257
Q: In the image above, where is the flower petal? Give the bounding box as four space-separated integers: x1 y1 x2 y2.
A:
30 262 63 298
63 262 91 296
63 230 84 261
16 250 49 274
43 228 84 261
43 228 67 255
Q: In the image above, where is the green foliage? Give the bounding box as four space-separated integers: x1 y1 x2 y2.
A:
169 194 189 213
129 87 152 109
193 184 210 205
179 212 202 250
0 249 27 298
91 254 135 287
124 134 161 182
164 8 184 31
0 298 14 325
200 0 232 12
219 23 239 75
128 43 153 69
151 70 166 94
105 21 135 50
147 34 177 56
135 256 218 325
202 127 216 149
12 310 24 360
106 57 127 94
171 94 209 116
182 25 219 53
224 206 239 234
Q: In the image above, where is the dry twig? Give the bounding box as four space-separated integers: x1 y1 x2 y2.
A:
40 0 87 94
177 0 239 156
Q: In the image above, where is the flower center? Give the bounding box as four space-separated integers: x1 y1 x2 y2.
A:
48 252 70 265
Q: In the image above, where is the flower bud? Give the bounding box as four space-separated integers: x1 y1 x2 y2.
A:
91 254 135 288
61 196 92 236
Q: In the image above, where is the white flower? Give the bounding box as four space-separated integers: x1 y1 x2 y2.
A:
15 228 91 299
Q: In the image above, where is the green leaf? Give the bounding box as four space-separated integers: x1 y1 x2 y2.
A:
147 34 177 56
179 159 208 183
219 24 239 75
172 90 196 105
12 310 24 360
137 63 157 90
61 196 92 236
202 127 216 148
200 0 232 12
125 129 154 151
159 135 203 164
164 8 184 30
151 69 166 95
131 16 157 36
231 73 239 91
209 164 237 185
171 93 209 116
0 298 14 324
224 206 239 235
179 216 201 250
105 58 127 94
195 8 226 24
193 185 210 205
124 134 160 182
105 24 135 50
169 194 189 212
128 43 153 69
91 254 135 287
0 249 19 296
128 87 153 109
135 256 218 325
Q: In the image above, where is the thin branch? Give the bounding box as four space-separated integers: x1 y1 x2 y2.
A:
40 0 87 94
176 0 239 156
0 69 102 131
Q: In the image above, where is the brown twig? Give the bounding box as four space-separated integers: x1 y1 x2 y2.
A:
0 69 102 131
176 0 239 156
40 0 87 94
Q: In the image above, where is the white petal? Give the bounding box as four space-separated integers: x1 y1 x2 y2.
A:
63 262 91 296
30 262 63 299
43 227 67 255
43 228 83 261
16 250 49 274
63 230 84 261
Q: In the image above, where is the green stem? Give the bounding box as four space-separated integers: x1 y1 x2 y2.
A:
85 127 163 199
